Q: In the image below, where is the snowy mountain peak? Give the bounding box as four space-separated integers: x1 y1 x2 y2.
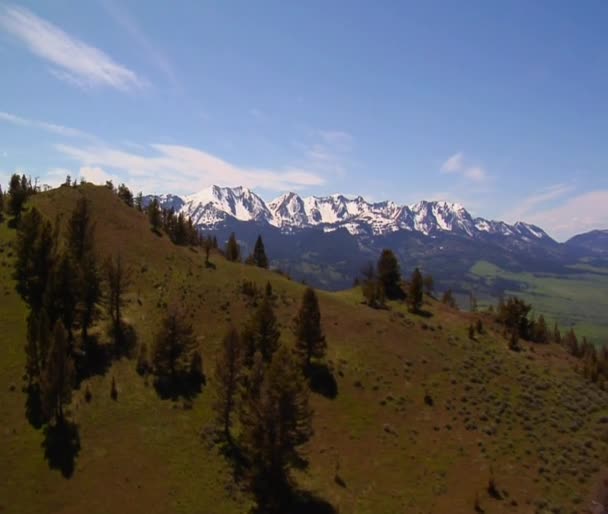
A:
146 185 556 243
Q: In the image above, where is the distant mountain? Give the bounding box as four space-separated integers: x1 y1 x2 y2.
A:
143 185 585 293
565 229 608 256
146 185 553 241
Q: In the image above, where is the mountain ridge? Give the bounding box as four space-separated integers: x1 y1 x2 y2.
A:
145 185 554 242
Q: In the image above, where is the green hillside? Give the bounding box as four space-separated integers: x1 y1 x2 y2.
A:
1 185 607 514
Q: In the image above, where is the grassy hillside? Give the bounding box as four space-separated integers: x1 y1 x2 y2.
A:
470 260 608 343
1 184 608 514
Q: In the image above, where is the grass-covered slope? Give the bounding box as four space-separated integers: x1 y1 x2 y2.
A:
1 184 607 514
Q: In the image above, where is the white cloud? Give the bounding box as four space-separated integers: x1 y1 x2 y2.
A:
78 165 119 185
0 111 94 139
440 152 464 173
0 5 145 91
440 152 487 182
55 142 325 194
523 190 608 241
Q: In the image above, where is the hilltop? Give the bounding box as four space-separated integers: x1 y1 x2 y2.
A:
1 183 607 514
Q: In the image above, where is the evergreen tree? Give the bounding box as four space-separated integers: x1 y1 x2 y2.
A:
46 254 79 344
41 322 75 424
240 345 313 511
0 185 4 221
8 173 27 219
360 261 384 308
408 268 424 313
243 295 281 364
14 209 55 313
225 232 241 262
213 327 243 442
152 310 199 389
377 249 401 299
534 314 548 343
553 322 561 344
441 289 457 308
105 255 130 350
252 235 269 268
293 287 326 369
66 197 101 344
117 183 134 207
78 254 101 343
564 328 579 356
147 198 162 233
135 192 144 212
67 197 95 262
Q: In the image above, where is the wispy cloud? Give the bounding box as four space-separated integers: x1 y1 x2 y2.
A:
0 111 95 139
100 0 176 87
504 183 574 222
522 190 608 241
0 4 145 91
55 142 325 194
440 152 487 182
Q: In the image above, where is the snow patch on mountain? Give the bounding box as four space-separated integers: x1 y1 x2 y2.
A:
146 185 554 242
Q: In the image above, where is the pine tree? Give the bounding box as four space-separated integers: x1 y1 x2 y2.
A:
408 268 424 313
66 198 101 343
41 322 75 424
135 192 144 212
117 183 134 207
213 327 243 442
8 173 27 219
152 310 198 387
240 345 313 511
441 289 457 308
67 197 94 262
293 287 326 369
105 255 130 350
553 322 561 344
46 254 79 344
534 314 548 343
360 261 384 308
147 198 162 233
14 209 55 314
243 295 281 363
225 232 241 262
377 249 401 299
252 235 269 268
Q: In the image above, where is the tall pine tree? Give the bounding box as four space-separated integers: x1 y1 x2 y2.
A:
377 249 401 299
293 287 326 369
240 345 312 511
408 267 424 313
225 232 241 262
213 327 243 442
252 235 269 268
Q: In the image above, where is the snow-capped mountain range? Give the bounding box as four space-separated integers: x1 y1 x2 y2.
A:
146 185 553 242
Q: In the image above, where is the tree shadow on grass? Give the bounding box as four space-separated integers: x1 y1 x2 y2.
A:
252 486 337 514
25 384 44 429
411 308 433 318
153 373 206 401
74 335 113 385
307 362 338 399
110 321 138 359
42 419 81 478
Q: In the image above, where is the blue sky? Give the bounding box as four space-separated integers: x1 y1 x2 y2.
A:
1 1 607 240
